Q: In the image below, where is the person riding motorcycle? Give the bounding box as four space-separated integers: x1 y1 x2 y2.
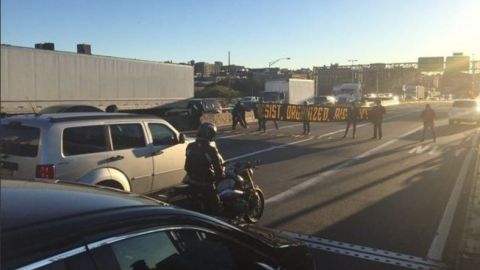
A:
184 122 225 214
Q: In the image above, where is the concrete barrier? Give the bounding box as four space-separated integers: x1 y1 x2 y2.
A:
201 111 256 128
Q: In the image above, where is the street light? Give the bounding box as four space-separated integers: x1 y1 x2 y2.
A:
268 57 291 68
348 59 358 82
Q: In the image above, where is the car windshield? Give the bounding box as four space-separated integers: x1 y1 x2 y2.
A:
2 1 480 269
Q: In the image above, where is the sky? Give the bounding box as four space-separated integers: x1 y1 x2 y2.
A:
1 0 479 69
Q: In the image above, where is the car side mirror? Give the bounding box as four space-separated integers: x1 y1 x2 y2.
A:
178 133 186 144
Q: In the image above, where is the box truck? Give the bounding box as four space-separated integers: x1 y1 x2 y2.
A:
263 79 315 104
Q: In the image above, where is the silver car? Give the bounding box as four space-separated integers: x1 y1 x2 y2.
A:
0 113 190 194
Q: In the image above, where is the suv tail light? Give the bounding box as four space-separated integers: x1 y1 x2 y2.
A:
36 164 55 179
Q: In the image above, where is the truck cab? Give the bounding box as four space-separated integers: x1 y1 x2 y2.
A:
333 83 363 104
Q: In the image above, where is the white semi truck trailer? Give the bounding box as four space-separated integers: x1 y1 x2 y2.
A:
0 45 194 113
263 79 315 104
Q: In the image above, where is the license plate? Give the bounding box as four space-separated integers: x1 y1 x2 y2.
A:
0 168 14 177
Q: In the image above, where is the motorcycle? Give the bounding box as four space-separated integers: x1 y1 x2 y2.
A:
169 161 265 223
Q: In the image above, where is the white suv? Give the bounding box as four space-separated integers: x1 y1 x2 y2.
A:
448 99 480 125
0 113 190 194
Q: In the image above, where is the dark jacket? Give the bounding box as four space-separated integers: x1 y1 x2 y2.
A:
233 103 246 116
254 103 265 119
185 138 225 182
370 105 386 123
348 106 360 122
421 108 436 123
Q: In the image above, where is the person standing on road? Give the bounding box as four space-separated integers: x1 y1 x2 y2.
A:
370 99 386 139
231 101 243 130
343 102 359 139
239 101 248 128
189 102 204 130
301 101 310 135
421 104 437 142
255 98 267 132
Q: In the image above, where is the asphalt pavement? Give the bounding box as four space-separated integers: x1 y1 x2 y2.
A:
214 102 480 270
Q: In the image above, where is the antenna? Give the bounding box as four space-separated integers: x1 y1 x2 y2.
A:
25 96 38 115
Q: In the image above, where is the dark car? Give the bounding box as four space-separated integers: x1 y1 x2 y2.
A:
0 179 314 270
39 105 103 113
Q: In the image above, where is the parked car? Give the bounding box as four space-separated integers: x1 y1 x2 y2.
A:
311 96 336 106
0 179 315 270
448 99 480 125
0 112 190 194
39 104 104 113
241 96 260 111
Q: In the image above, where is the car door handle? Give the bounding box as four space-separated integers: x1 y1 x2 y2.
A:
108 155 124 162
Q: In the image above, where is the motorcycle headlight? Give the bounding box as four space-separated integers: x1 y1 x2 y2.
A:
248 168 254 175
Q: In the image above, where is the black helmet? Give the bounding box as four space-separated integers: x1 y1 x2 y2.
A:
197 122 217 141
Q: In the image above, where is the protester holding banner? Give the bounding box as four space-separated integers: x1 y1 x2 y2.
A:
255 99 267 132
343 102 360 139
302 101 310 135
370 99 386 139
232 101 247 130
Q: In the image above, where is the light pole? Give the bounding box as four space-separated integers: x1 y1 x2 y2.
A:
268 57 291 68
348 59 358 82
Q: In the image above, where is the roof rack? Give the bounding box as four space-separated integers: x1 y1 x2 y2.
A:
48 113 160 123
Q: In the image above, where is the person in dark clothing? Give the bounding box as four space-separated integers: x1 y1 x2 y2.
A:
188 102 204 130
301 101 310 135
343 102 360 139
370 99 386 139
184 122 225 215
421 104 436 142
255 99 267 132
232 101 247 130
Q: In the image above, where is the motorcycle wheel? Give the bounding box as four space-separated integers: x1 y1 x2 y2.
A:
244 188 265 223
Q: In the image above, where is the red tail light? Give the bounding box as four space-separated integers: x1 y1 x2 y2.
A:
36 164 55 179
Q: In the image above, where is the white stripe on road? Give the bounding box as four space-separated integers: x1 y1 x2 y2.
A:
217 123 302 140
427 128 480 260
265 125 424 204
225 137 314 162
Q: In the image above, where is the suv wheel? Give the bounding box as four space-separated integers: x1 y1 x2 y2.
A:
97 180 124 191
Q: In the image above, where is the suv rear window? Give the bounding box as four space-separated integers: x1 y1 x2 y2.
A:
453 101 477 108
0 124 40 157
63 126 108 156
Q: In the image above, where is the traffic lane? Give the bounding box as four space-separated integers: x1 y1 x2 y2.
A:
235 104 438 199
216 103 435 162
261 123 478 257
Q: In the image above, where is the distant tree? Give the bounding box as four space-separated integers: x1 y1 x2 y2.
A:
194 85 241 98
217 78 264 96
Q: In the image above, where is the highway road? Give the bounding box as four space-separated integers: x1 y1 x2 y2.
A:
214 102 479 270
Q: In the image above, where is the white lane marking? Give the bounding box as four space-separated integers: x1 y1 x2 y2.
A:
224 137 313 162
217 123 301 140
408 145 431 154
428 146 440 155
265 125 424 204
454 148 466 157
427 129 480 260
276 230 447 270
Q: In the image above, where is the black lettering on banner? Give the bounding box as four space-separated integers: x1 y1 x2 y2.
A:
260 103 372 122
